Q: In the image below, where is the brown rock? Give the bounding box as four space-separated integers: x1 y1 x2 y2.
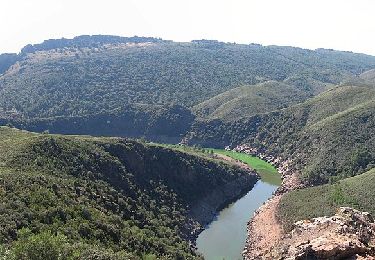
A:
269 207 375 260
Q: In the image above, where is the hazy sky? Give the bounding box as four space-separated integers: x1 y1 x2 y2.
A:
1 0 374 55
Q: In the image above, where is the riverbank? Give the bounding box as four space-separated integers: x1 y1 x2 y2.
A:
192 148 282 259
244 195 283 258
239 144 303 259
190 169 259 228
196 152 279 259
243 172 301 259
188 153 259 249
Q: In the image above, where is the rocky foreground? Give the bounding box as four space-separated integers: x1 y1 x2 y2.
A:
248 207 375 259
239 143 375 259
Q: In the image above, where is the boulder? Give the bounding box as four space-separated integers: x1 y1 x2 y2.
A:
270 207 375 259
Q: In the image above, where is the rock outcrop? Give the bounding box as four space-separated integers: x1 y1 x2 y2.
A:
266 207 375 259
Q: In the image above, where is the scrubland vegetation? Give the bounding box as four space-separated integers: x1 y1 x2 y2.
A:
0 127 253 259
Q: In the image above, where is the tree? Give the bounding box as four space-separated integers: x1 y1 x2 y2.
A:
11 229 70 260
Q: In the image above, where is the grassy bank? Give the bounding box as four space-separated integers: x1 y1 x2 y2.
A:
208 149 281 186
151 144 281 185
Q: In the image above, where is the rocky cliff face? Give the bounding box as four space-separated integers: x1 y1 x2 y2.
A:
267 207 375 259
190 172 258 226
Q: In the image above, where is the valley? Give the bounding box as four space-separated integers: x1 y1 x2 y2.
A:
1 35 375 259
0 127 259 259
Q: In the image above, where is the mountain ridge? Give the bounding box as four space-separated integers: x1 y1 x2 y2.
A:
2 35 375 143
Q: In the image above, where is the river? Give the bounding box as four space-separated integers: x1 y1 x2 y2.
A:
196 151 280 260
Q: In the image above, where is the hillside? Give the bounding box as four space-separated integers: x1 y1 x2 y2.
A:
0 54 18 75
188 81 375 185
360 68 375 82
2 35 375 140
2 35 375 258
277 167 375 231
2 104 195 143
0 126 257 259
193 80 315 121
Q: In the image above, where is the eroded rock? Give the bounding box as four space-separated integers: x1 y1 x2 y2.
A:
269 207 375 260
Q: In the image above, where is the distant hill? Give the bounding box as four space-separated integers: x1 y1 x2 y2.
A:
0 126 256 259
193 80 315 121
1 35 374 184
360 68 375 82
19 35 162 55
1 35 375 140
3 104 195 143
1 35 375 258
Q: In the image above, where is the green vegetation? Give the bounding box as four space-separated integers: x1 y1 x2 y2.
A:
0 126 253 259
193 81 315 121
209 149 281 185
152 143 217 160
151 144 281 185
1 36 375 182
5 104 194 143
189 82 375 185
278 168 375 231
1 35 375 252
2 35 375 141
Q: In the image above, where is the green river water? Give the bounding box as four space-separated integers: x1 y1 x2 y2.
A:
196 150 281 260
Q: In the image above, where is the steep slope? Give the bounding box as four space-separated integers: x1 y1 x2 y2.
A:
2 104 194 143
0 54 19 75
240 72 375 258
0 127 257 259
360 68 375 82
188 83 375 184
1 35 375 140
278 168 375 232
193 80 315 121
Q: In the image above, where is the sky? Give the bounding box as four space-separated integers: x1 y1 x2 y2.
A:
1 0 374 55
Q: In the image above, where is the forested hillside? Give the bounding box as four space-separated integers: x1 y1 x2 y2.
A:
189 79 375 185
1 35 374 186
193 80 314 121
1 35 375 140
2 104 194 143
0 127 256 259
0 54 18 75
1 35 375 259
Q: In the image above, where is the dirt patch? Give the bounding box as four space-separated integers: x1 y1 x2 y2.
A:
244 195 283 259
244 170 302 259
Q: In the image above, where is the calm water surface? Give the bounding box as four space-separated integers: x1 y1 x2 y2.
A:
196 180 278 260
